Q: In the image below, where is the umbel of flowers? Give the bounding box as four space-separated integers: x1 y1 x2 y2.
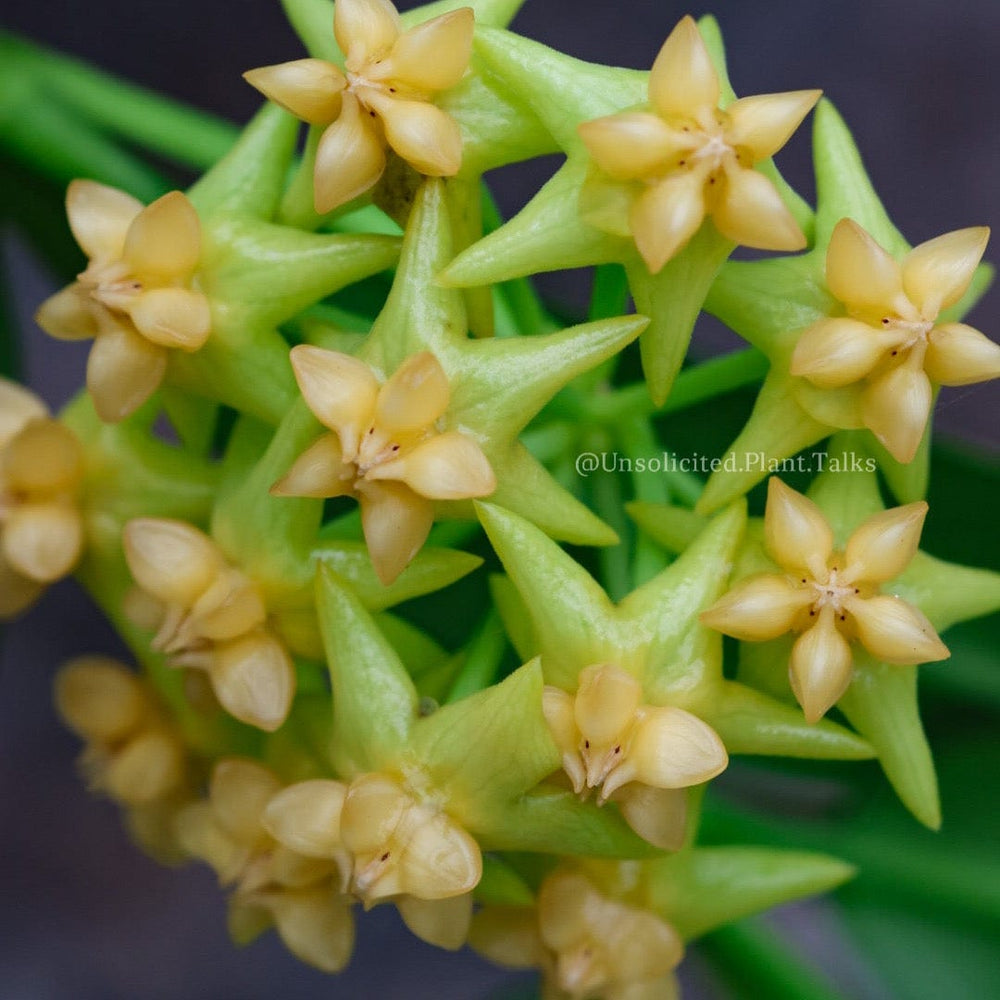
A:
2 0 998 995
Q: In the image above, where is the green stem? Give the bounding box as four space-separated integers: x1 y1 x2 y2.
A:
444 610 507 704
701 921 845 1000
5 34 237 170
587 432 631 602
0 88 169 200
617 416 671 584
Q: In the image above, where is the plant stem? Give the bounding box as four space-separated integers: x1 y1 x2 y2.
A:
4 33 237 170
0 85 169 200
444 609 507 704
701 921 845 1000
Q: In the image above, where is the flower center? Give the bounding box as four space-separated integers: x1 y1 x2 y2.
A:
354 424 406 477
807 566 856 615
79 260 143 313
881 314 935 352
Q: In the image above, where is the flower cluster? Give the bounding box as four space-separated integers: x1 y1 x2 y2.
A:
5 1 999 996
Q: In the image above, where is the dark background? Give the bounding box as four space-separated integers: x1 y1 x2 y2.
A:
2 1 998 998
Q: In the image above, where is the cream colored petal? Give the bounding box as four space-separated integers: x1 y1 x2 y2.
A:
611 707 727 795
700 574 813 641
35 284 99 342
788 607 854 723
648 16 719 117
340 773 411 854
359 480 434 585
4 418 82 496
263 780 348 858
189 569 267 642
629 169 706 273
397 892 473 950
825 219 903 310
335 0 401 62
902 226 989 315
243 59 346 126
399 811 482 899
86 323 167 423
713 164 805 251
209 632 295 732
604 910 684 984
174 802 250 882
370 430 496 500
227 898 273 946
211 758 283 845
314 94 387 213
613 784 688 851
264 888 355 974
123 191 201 282
860 364 932 464
764 477 834 577
542 686 586 793
725 90 822 161
0 551 43 619
289 345 378 451
127 288 211 351
925 322 1000 386
847 594 949 665
790 317 903 388
578 113 689 182
2 502 82 583
66 179 142 262
375 352 450 434
843 502 928 585
123 518 222 607
271 433 356 499
54 656 147 743
0 378 48 445
538 871 597 950
378 8 474 91
574 664 642 746
365 91 463 176
269 845 337 888
468 906 545 969
104 730 184 805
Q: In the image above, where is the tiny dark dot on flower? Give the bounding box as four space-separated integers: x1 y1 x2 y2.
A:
584 740 590 749
809 610 815 616
882 318 890 324
380 852 390 862
679 159 686 166
855 588 860 594
613 745 621 755
840 615 846 621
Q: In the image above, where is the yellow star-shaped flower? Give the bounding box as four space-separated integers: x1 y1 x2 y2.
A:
246 0 473 214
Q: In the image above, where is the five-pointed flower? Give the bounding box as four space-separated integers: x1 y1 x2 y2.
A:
273 348 495 585
438 15 816 403
246 0 473 214
702 478 949 723
697 100 994 514
35 181 210 423
0 378 85 618
123 518 296 732
578 15 819 272
790 219 998 463
478 498 872 847
175 759 354 973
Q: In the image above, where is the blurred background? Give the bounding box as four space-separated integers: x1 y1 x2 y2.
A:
2 1 998 998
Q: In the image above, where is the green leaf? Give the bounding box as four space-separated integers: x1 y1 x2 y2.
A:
188 103 298 220
648 847 855 940
316 566 419 773
476 855 536 907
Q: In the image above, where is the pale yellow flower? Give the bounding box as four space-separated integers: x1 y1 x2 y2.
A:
245 0 473 214
702 478 949 722
35 181 210 423
55 656 187 806
0 378 84 617
542 664 727 850
339 771 480 948
123 518 295 732
175 760 354 974
274 346 495 584
471 869 683 1000
577 15 819 272
791 219 999 462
